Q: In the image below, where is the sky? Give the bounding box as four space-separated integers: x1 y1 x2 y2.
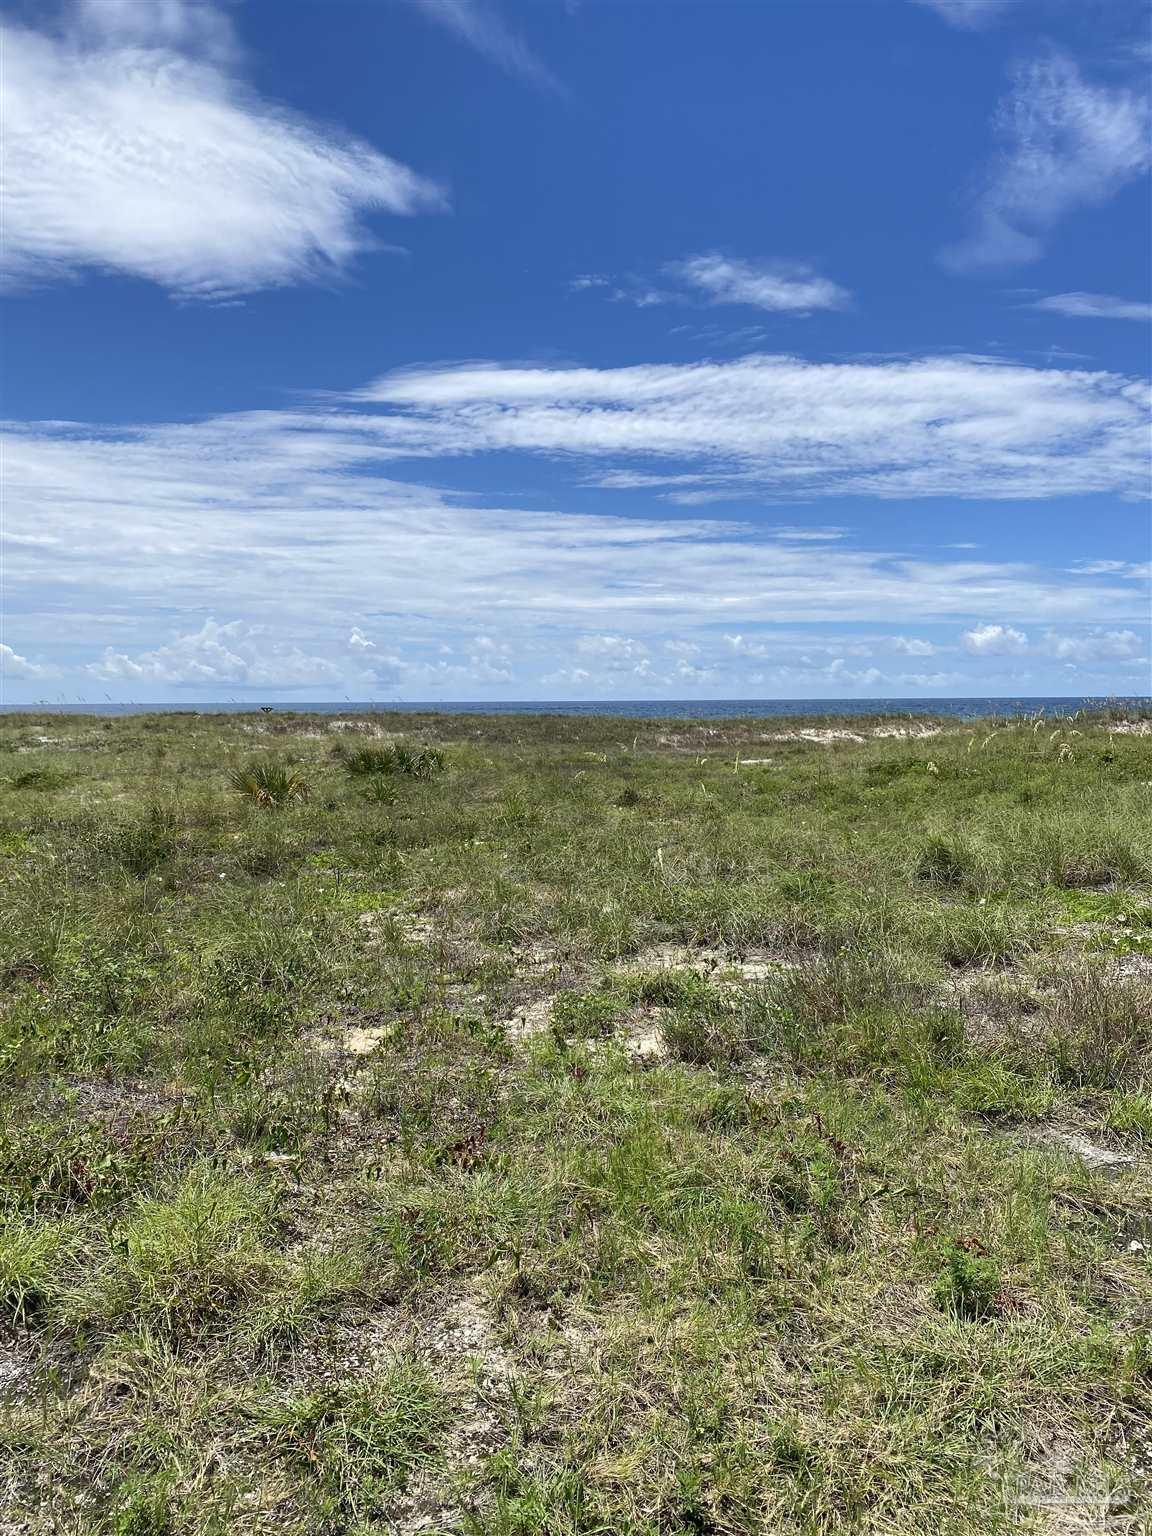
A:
1 0 1150 704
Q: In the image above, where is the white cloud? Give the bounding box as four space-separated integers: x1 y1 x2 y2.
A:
892 637 938 656
911 0 1015 25
360 353 1150 501
87 619 345 688
962 623 1030 655
402 0 560 92
956 623 1150 669
349 627 376 650
899 671 965 688
826 659 884 688
576 634 651 671
670 255 851 314
4 368 1147 688
0 643 53 680
770 527 845 542
0 3 443 299
69 0 238 64
1041 628 1144 662
573 255 850 317
1031 292 1152 323
1070 560 1152 579
946 51 1152 270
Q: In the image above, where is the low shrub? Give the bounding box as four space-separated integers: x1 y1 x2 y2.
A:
230 760 310 807
340 743 446 780
934 1239 1002 1321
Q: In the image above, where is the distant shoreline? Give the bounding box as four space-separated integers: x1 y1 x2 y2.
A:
2 696 1148 721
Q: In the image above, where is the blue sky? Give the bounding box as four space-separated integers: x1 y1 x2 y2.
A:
1 0 1149 704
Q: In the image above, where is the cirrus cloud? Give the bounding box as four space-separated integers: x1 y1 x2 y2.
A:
359 352 1150 501
1031 292 1152 323
0 1 444 299
946 51 1151 270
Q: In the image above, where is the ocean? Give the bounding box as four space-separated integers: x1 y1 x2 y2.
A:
2 697 1146 720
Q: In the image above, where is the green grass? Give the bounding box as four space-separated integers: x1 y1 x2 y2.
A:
0 706 1150 1533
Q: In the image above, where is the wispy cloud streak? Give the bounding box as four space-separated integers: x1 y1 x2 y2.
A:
1031 292 1152 322
402 0 562 92
946 50 1151 269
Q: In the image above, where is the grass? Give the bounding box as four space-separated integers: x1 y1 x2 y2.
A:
0 705 1150 1533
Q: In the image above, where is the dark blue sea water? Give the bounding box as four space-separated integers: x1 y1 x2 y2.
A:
3 696 1146 720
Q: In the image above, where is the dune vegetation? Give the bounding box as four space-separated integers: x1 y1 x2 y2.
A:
1 706 1150 1534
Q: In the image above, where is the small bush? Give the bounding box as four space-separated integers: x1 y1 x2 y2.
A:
103 806 182 877
934 1240 1002 1321
663 1010 749 1067
230 760 310 807
0 1220 66 1322
550 987 624 1039
916 837 969 887
1047 972 1152 1090
81 1167 273 1328
1107 1092 1152 1137
340 743 446 780
258 1361 446 1520
625 969 712 1008
107 1478 175 1536
929 905 1030 969
11 768 75 791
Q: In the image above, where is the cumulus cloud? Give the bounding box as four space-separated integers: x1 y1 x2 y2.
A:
0 1 443 298
826 659 884 688
1031 292 1152 322
1041 628 1144 662
0 642 54 680
401 0 560 92
670 255 851 314
87 619 345 688
891 637 938 656
946 52 1152 270
962 623 1030 655
348 627 376 650
576 634 652 672
960 623 1150 665
360 353 1150 501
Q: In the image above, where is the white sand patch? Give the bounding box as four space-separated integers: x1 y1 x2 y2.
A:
770 728 868 743
619 944 791 982
761 724 944 745
623 1011 668 1062
1021 1126 1134 1175
504 997 556 1040
357 909 437 946
872 725 942 739
313 1020 395 1056
343 1025 394 1055
327 719 399 737
392 1293 515 1535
